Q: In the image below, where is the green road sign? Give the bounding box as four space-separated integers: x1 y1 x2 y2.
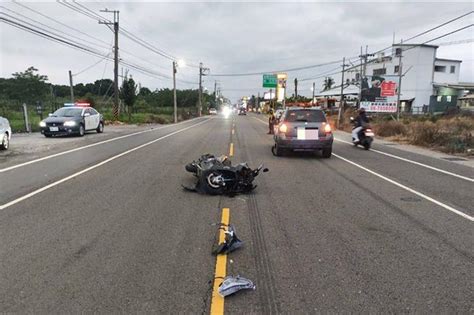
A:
263 74 277 88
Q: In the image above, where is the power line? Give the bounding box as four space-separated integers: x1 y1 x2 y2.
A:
0 6 111 50
0 16 194 84
303 23 474 83
73 52 112 76
208 59 347 77
59 1 201 67
13 1 110 47
371 10 474 57
57 1 104 22
14 1 172 73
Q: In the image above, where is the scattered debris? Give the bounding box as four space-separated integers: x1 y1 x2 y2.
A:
213 224 243 255
218 275 256 297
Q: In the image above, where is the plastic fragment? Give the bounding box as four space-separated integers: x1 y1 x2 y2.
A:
218 275 256 297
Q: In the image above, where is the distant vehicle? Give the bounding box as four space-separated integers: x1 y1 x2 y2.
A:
209 108 217 115
39 104 104 137
238 108 247 115
0 116 12 150
272 107 333 158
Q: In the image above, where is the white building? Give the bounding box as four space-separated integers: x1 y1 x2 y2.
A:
345 44 472 113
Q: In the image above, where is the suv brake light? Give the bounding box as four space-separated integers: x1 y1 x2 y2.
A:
324 123 332 134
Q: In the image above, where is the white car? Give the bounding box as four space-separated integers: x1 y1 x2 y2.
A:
209 108 217 115
0 116 12 150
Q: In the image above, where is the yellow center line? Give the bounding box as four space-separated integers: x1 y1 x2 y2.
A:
210 208 230 315
229 143 234 157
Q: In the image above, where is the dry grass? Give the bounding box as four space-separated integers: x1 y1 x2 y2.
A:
336 109 474 154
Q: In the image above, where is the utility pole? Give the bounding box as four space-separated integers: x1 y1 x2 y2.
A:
197 63 209 116
99 9 119 121
294 78 298 100
312 82 315 105
68 70 74 103
214 80 218 107
358 45 374 108
396 39 404 121
337 57 348 129
173 61 178 123
257 92 260 112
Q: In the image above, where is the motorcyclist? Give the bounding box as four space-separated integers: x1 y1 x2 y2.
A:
268 109 276 134
352 108 369 143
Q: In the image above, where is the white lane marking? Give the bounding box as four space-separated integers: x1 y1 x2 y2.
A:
0 119 211 210
334 138 474 183
333 153 473 222
0 117 206 173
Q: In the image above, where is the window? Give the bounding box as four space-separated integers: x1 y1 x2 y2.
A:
437 96 442 102
355 73 360 81
90 108 98 115
447 96 452 102
373 68 386 75
394 65 400 73
284 110 326 123
434 65 446 72
450 65 455 73
395 48 402 57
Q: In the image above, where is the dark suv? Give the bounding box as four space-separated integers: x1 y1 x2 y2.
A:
272 107 333 158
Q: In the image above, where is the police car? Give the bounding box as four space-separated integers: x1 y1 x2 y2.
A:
39 103 104 137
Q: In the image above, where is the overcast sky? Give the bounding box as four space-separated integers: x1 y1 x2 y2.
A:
1 1 473 102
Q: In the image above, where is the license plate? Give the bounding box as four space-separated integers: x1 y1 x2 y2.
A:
297 127 319 140
366 132 374 137
49 126 59 132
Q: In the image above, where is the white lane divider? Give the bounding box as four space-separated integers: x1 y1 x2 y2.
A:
251 116 472 220
334 138 474 183
0 117 207 173
0 119 211 211
333 153 473 222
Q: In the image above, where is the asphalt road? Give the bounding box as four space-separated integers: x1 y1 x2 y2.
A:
0 114 472 313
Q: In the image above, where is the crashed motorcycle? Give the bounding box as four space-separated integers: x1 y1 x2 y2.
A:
184 154 268 195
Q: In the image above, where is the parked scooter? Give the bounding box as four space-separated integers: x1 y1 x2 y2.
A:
350 117 374 150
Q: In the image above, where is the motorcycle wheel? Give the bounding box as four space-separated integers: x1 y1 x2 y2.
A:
363 141 371 150
199 170 225 195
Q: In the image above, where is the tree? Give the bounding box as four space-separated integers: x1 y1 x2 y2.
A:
120 77 137 121
322 77 335 91
0 66 49 103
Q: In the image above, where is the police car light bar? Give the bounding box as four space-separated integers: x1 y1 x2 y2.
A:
63 102 91 107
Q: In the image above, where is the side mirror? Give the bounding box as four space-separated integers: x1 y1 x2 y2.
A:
48 113 53 117
84 113 91 117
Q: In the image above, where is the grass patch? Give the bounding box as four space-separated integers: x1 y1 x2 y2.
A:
337 109 474 154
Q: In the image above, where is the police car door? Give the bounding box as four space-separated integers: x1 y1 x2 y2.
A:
89 108 100 129
84 108 94 130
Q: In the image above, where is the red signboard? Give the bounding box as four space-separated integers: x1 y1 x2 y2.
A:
380 81 396 97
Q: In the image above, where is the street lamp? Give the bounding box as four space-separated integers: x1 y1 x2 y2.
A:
173 59 186 123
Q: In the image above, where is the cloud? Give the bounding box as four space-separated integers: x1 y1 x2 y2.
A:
1 1 473 101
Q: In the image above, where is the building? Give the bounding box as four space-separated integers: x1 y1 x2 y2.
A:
344 44 473 113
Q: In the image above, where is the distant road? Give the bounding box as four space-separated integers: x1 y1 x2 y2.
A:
0 114 472 313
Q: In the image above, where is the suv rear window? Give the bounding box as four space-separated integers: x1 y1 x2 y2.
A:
284 110 326 123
